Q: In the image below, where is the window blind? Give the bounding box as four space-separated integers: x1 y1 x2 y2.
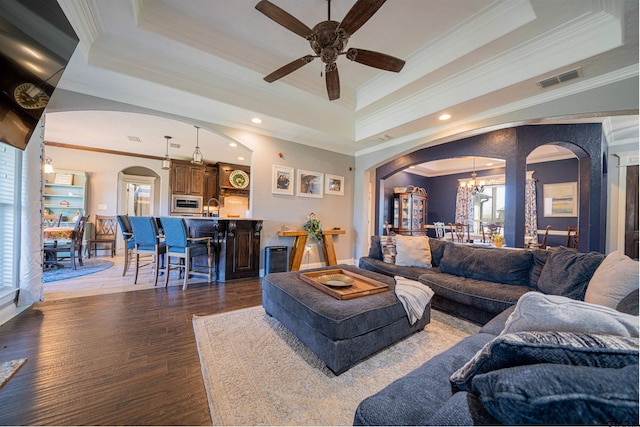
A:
0 143 18 291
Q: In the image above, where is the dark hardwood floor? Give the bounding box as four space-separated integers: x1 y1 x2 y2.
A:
0 278 263 426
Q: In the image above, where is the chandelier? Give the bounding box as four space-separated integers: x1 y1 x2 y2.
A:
461 157 485 195
191 125 203 165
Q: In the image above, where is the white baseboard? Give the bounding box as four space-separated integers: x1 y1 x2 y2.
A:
0 302 30 327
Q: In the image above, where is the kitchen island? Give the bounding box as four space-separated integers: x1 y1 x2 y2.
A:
183 217 263 281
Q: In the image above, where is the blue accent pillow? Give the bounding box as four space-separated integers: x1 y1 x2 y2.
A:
450 331 639 392
472 363 639 425
537 246 604 300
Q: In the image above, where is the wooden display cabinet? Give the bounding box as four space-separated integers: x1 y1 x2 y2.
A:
392 192 428 235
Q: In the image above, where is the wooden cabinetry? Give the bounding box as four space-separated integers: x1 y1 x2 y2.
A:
185 218 262 281
170 160 204 196
43 169 88 226
203 165 218 203
392 192 428 235
217 162 250 205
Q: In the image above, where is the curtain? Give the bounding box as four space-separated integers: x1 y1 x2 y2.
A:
455 186 475 232
18 126 45 306
524 177 538 240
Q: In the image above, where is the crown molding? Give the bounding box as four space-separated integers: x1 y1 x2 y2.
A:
356 0 536 110
57 0 103 59
355 8 625 141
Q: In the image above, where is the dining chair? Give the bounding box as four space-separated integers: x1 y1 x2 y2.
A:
527 225 552 249
159 217 213 290
43 213 62 227
43 215 89 270
433 222 446 239
480 222 502 243
129 216 167 285
87 215 117 258
448 223 470 243
116 215 135 276
565 226 578 249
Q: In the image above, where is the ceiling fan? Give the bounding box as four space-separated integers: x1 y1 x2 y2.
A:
255 0 406 101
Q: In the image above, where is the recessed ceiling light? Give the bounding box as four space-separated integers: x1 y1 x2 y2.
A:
237 156 245 161
251 117 262 124
439 114 451 121
409 166 415 169
229 142 237 147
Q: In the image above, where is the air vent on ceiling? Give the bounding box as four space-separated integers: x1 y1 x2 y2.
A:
170 143 180 148
127 136 141 142
537 67 582 89
376 134 392 142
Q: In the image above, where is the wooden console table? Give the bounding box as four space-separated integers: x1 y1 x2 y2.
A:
277 229 346 271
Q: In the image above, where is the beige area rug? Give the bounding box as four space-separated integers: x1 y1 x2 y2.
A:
0 358 27 389
193 306 480 426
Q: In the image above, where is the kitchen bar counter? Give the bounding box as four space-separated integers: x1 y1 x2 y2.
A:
183 217 263 281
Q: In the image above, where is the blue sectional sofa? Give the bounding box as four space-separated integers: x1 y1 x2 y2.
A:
359 236 560 324
355 235 639 425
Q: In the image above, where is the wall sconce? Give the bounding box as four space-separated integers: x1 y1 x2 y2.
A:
191 125 203 165
162 136 172 170
43 156 54 173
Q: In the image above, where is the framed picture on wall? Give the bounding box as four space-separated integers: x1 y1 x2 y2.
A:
272 165 294 195
297 169 324 198
543 182 578 217
325 174 344 196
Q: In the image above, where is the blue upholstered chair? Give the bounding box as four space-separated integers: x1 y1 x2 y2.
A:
129 216 166 285
116 215 135 276
159 217 212 290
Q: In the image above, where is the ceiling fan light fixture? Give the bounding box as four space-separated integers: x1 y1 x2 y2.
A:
162 135 172 170
256 0 405 101
191 126 204 165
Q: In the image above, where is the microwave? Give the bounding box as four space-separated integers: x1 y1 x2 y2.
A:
171 195 203 215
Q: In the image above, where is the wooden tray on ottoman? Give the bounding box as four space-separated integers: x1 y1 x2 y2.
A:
299 269 389 300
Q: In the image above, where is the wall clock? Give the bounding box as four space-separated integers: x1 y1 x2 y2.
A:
14 83 49 109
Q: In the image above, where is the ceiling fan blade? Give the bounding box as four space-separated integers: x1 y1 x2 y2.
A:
339 0 387 35
346 48 405 72
255 0 313 39
325 65 340 101
264 55 315 83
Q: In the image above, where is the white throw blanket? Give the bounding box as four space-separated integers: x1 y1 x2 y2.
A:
394 276 435 325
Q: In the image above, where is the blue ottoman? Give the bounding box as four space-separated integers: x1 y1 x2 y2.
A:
262 264 431 374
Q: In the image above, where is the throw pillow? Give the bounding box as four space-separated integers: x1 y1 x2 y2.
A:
537 246 604 300
394 235 432 268
501 292 639 338
449 331 639 392
584 251 639 309
617 289 639 316
379 235 396 264
472 363 639 425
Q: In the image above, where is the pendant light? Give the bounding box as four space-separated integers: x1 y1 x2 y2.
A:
161 135 172 170
191 125 203 165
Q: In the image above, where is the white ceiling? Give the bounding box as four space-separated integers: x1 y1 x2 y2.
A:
32 0 640 169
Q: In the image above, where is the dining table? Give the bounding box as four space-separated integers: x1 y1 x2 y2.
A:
43 226 74 269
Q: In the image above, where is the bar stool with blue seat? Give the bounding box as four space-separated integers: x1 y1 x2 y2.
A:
129 216 166 285
116 215 135 276
159 217 213 290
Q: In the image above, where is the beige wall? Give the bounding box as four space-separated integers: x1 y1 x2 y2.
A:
45 128 356 273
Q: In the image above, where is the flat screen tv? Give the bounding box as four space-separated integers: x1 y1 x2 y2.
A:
0 0 78 150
